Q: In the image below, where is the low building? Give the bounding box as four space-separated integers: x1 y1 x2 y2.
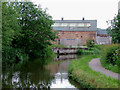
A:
96 29 112 44
52 18 97 46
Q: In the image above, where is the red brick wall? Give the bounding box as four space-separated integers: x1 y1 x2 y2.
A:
52 31 96 45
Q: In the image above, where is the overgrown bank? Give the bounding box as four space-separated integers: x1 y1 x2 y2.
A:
100 44 120 73
68 55 119 88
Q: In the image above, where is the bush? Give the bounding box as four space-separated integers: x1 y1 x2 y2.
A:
94 44 104 50
77 45 104 55
86 40 94 50
101 44 119 65
69 45 72 48
2 46 29 68
93 44 104 54
77 49 82 54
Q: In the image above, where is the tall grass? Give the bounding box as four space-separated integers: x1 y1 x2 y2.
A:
77 44 104 55
100 44 120 73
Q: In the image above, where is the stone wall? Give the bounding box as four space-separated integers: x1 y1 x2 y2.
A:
52 31 96 46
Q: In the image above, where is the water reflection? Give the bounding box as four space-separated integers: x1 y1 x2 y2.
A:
51 73 75 88
2 54 78 89
46 60 75 88
54 54 77 61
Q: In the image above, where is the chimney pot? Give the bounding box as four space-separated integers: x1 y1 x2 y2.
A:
61 17 64 20
82 17 85 20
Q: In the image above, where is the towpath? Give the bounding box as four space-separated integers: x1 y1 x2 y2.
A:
89 58 120 80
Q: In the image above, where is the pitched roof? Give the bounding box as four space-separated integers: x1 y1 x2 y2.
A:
97 29 108 35
52 20 97 31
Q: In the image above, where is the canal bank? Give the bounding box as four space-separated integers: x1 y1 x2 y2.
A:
68 55 119 88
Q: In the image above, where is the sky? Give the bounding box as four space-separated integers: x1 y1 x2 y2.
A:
31 0 120 29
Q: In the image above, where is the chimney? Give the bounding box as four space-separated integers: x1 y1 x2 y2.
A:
61 17 64 20
82 17 85 20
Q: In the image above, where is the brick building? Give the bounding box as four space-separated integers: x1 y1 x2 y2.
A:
52 19 97 46
96 29 112 44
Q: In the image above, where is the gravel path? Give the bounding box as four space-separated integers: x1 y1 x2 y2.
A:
89 58 120 80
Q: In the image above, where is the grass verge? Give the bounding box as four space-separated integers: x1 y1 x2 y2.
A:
68 55 119 88
100 58 119 73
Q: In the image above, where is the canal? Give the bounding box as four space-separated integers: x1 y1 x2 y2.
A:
2 54 82 89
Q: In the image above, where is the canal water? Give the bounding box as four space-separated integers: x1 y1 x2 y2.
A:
2 54 81 89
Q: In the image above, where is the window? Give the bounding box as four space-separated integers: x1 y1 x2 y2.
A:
61 23 68 26
78 23 84 27
86 23 91 27
69 23 76 27
52 23 60 27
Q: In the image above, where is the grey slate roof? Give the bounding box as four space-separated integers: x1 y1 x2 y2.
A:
97 29 108 35
52 20 97 31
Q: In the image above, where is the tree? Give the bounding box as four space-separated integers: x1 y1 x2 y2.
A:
2 2 56 67
2 2 27 67
107 13 120 43
11 2 56 58
2 2 20 46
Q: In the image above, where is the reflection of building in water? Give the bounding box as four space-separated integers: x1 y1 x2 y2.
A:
46 60 75 88
46 60 71 74
54 54 77 61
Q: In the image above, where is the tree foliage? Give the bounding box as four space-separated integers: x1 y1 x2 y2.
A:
107 13 120 43
10 2 56 58
2 2 28 67
2 2 20 46
2 2 56 67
